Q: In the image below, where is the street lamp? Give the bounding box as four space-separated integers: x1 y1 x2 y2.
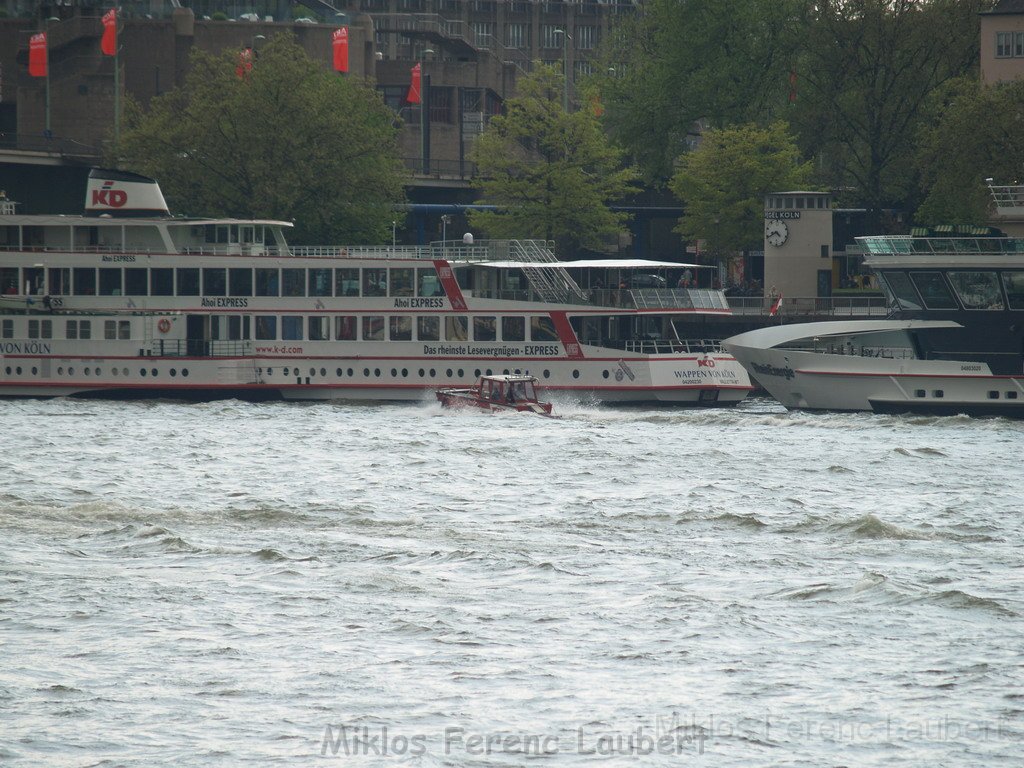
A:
553 28 571 112
392 220 397 248
420 48 435 175
441 213 451 258
44 16 59 136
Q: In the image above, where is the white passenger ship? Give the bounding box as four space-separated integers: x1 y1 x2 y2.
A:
0 169 752 403
723 216 1024 417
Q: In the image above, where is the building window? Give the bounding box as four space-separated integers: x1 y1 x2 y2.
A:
575 25 596 50
997 31 1014 57
541 25 562 49
506 23 529 49
471 22 495 48
1016 31 1024 57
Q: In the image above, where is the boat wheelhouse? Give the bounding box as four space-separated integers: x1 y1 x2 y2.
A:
436 374 554 415
0 169 753 403
723 221 1024 416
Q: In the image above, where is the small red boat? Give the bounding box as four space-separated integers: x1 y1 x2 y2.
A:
436 374 554 416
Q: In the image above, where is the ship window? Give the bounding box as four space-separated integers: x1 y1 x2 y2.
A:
336 268 360 296
99 268 122 296
1001 271 1024 309
73 267 96 296
1 319 11 338
418 267 442 297
363 268 387 297
1007 391 1019 400
28 319 52 339
308 316 330 341
177 268 200 296
335 316 357 340
474 316 496 341
530 316 559 341
119 321 130 339
446 316 468 341
948 271 1003 310
104 320 117 340
390 316 413 341
908 272 957 309
390 268 414 297
418 316 440 341
988 391 1000 400
151 268 173 296
227 316 249 340
282 316 303 340
48 268 71 295
878 271 921 310
363 316 385 340
933 390 944 398
256 268 279 297
502 316 525 341
255 316 277 340
229 268 253 296
125 268 147 295
0 267 18 294
202 268 227 296
308 268 332 297
282 269 305 297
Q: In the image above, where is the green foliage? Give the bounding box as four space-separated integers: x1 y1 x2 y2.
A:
210 11 228 21
669 122 812 251
915 77 1024 225
468 65 639 256
600 0 802 182
115 34 407 244
789 0 984 213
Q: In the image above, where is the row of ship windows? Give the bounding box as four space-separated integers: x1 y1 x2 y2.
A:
2 366 607 381
881 270 1024 311
4 316 563 343
2 266 449 299
912 389 1020 400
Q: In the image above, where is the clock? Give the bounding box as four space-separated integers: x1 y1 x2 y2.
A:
766 219 789 247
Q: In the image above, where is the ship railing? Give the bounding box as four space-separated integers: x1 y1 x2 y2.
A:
784 343 916 358
621 338 725 354
727 296 892 316
631 288 730 310
148 339 253 357
859 235 1024 255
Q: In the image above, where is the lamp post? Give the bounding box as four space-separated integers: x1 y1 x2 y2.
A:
392 220 397 249
44 15 58 137
420 49 434 175
553 28 571 112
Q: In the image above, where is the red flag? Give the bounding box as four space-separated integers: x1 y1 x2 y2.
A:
28 32 47 78
769 292 784 317
406 62 421 104
101 9 117 56
332 27 349 73
236 48 253 79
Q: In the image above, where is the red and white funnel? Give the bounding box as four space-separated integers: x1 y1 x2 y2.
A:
84 168 170 217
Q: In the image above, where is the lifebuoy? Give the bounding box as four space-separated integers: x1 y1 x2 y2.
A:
157 318 171 334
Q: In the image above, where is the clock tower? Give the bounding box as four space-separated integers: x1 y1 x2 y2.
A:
763 191 834 300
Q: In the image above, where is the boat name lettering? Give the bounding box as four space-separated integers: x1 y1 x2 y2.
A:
200 297 249 308
0 341 51 354
765 211 801 220
673 368 740 382
421 343 559 357
393 297 444 309
750 362 795 380
101 254 136 263
960 364 982 372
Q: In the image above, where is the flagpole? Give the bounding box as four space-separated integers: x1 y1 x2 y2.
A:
114 13 120 145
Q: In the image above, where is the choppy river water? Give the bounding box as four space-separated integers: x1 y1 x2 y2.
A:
1 396 1022 766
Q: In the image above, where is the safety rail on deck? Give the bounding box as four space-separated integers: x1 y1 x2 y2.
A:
858 235 1024 255
148 339 253 357
727 296 891 316
632 288 730 311
781 343 915 359
622 339 725 354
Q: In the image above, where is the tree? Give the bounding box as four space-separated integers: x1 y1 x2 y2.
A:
669 122 812 252
789 0 986 217
115 34 407 244
468 65 639 256
600 0 802 182
915 77 1024 225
